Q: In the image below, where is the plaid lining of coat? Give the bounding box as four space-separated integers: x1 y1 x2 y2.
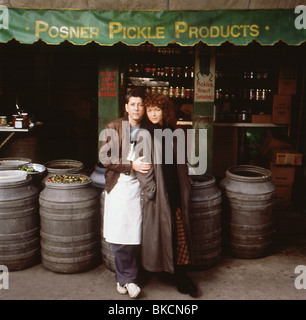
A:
175 207 191 265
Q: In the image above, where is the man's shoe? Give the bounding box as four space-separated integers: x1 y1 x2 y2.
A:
116 282 128 295
125 283 141 299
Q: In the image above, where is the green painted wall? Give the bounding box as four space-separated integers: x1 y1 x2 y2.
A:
192 43 216 175
192 114 214 175
98 58 120 151
193 102 214 175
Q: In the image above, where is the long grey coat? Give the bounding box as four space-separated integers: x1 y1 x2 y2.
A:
136 128 193 274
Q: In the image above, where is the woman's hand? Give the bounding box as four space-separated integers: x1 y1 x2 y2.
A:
132 156 151 173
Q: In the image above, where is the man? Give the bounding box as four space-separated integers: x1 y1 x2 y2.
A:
99 87 154 299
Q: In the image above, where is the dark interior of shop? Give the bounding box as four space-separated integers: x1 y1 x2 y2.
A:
0 39 100 169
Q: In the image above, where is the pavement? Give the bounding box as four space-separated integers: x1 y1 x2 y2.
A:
0 204 305 302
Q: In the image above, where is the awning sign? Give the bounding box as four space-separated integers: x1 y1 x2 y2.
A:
0 7 305 46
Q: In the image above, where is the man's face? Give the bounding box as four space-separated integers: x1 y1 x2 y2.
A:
125 96 145 123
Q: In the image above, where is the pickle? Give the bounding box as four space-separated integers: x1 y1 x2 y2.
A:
18 166 38 172
47 174 89 183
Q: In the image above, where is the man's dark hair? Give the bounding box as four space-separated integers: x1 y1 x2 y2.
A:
125 87 146 104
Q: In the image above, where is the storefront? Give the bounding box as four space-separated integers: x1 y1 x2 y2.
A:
0 6 305 204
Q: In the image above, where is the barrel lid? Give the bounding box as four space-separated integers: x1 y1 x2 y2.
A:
0 170 27 183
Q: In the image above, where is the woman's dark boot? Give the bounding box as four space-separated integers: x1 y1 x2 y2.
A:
174 271 199 298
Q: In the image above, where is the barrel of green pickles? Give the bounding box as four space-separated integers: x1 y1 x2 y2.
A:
0 172 40 271
189 174 222 268
220 165 276 259
42 159 85 188
39 174 101 273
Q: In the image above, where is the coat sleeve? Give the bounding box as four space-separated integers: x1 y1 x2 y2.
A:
135 166 156 200
135 128 156 200
99 122 132 175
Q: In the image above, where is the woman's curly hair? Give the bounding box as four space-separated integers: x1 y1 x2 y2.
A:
144 93 177 128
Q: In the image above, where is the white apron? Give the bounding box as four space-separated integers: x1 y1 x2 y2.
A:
103 128 142 245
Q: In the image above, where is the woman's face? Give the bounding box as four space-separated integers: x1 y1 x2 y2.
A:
146 106 163 126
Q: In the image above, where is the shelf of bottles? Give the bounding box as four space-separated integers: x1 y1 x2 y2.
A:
127 64 194 99
124 44 195 121
214 48 278 123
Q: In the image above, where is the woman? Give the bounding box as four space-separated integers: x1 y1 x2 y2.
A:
140 93 198 297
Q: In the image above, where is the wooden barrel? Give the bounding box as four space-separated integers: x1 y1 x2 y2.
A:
189 174 222 268
220 165 276 259
100 190 115 271
101 238 115 272
0 174 40 271
39 175 101 273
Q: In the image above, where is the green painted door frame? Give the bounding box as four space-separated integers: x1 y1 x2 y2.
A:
98 57 120 153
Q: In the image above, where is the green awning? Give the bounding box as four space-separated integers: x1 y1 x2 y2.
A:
1 7 305 46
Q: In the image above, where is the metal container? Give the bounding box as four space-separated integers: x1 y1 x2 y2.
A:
220 165 276 259
0 116 7 126
39 175 100 273
43 159 84 186
0 157 32 171
18 163 46 177
44 159 84 175
14 117 24 129
101 237 115 272
189 174 222 268
100 190 115 272
0 174 40 271
18 163 47 191
90 162 106 190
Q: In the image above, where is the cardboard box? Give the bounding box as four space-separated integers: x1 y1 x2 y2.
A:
271 149 303 166
251 114 272 123
274 184 293 202
270 163 296 184
272 94 291 124
278 65 297 95
269 162 295 202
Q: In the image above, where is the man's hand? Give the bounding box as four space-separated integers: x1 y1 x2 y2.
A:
132 156 151 173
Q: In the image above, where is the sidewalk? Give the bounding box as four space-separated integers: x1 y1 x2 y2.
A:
0 205 305 301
